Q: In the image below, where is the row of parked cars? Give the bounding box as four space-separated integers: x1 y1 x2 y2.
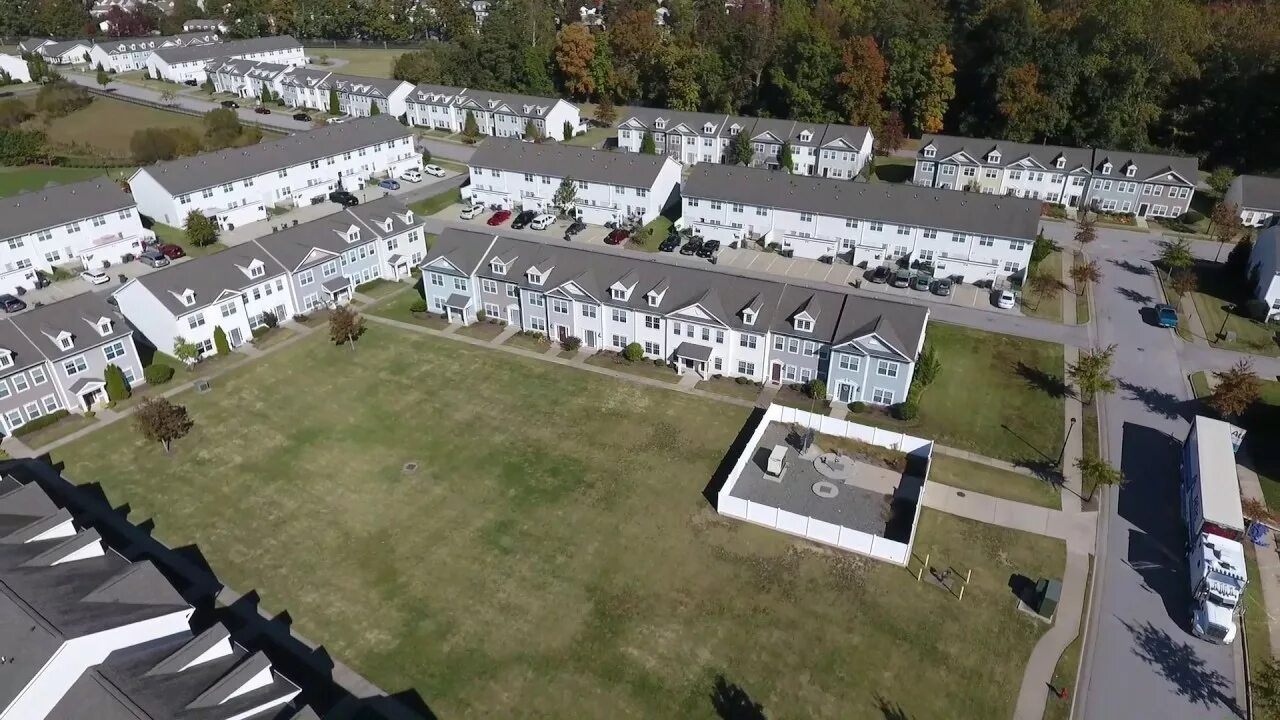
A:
659 232 720 259
866 265 955 297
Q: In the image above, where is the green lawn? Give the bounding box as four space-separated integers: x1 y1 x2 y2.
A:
1042 563 1092 720
852 324 1065 463
871 155 915 183
696 376 764 404
632 212 675 252
1244 545 1271 671
584 350 679 383
150 222 227 257
0 165 131 197
24 94 209 159
303 47 404 78
1186 264 1279 356
50 326 1065 718
563 126 614 148
18 413 99 450
1022 251 1065 324
928 455 1060 510
408 187 462 216
1190 372 1280 507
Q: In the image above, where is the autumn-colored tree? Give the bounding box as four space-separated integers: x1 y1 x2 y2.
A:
835 36 886 131
134 396 194 454
918 44 956 134
607 8 663 101
1068 344 1118 405
1209 201 1242 260
1074 217 1096 248
878 111 905 153
329 305 366 348
996 63 1052 142
594 95 616 126
1208 359 1262 419
1169 268 1198 297
1069 259 1102 296
554 23 596 99
1026 270 1062 310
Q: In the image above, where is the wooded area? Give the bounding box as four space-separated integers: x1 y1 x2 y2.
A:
6 0 1279 172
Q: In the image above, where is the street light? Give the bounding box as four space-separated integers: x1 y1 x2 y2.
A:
1215 303 1234 344
1057 417 1078 468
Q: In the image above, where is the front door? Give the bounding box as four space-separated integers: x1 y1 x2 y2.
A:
585 330 596 348
1138 203 1149 216
771 363 782 384
557 325 568 341
837 383 855 403
508 306 519 323
229 327 243 347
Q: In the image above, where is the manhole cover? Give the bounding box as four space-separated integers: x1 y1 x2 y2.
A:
812 480 839 499
403 462 419 473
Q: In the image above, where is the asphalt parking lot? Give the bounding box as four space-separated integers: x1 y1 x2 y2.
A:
432 205 614 245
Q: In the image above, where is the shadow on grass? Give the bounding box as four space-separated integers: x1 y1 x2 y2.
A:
702 406 767 508
874 694 914 720
711 674 767 720
1001 424 1054 461
1014 361 1070 399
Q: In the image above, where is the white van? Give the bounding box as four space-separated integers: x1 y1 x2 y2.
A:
400 168 423 183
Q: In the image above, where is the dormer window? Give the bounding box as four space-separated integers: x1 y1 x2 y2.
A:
490 260 506 275
1055 157 1065 169
383 219 393 232
702 123 714 134
729 124 741 135
654 118 666 130
1125 165 1136 178
0 351 12 369
57 335 73 351
646 293 659 307
181 289 195 306
404 210 414 223
988 152 1001 163
1102 162 1112 175
923 146 936 158
528 271 543 285
97 319 112 336
611 288 626 301
347 228 361 243
249 264 264 278
742 309 756 325
794 318 813 332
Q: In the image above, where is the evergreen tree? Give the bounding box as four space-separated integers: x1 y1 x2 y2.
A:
639 129 656 154
729 131 753 166
370 102 381 116
213 325 230 355
104 364 131 402
328 88 340 116
779 141 794 172
463 110 479 140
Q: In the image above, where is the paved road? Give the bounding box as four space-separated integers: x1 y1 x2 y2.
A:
1037 222 1244 720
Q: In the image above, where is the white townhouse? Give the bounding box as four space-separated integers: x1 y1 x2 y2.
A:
0 178 154 295
615 108 875 178
1248 217 1280 320
405 84 581 141
1226 175 1280 227
276 67 414 118
913 134 1199 219
685 164 1042 283
0 53 32 83
466 137 681 226
146 35 303 83
128 115 421 231
206 56 289 99
88 31 220 73
184 18 229 33
420 228 929 405
18 38 92 65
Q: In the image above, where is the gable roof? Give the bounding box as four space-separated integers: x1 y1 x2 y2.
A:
205 56 289 80
405 84 567 119
153 35 299 65
470 137 672 188
94 32 219 56
133 115 412 196
131 242 288 315
616 107 737 136
255 195 422 269
9 292 131 360
1235 175 1280 212
685 164 1041 241
918 133 1199 183
0 177 134 242
1090 148 1199 184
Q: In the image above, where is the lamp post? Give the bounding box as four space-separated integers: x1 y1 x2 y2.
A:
1057 417 1077 468
1215 303 1234 344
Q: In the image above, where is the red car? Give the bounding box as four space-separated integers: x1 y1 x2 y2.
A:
156 243 186 259
605 228 630 245
487 209 512 226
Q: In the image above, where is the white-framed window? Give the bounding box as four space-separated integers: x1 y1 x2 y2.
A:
611 334 628 348
876 359 899 377
22 401 40 421
611 308 628 323
30 366 46 386
838 354 859 371
527 293 544 308
787 338 799 353
481 279 498 294
551 299 569 314
219 302 237 317
429 273 444 288
802 341 816 356
737 361 755 375
784 365 797 381
63 356 87 376
0 379 9 399
3 409 20 430
187 313 206 329
41 394 59 413
644 314 659 329
299 270 314 286
794 318 812 332
104 341 126 361
583 305 599 319
529 316 547 333
484 302 500 317
644 341 660 355
452 277 467 292
872 388 895 405
773 336 784 351
740 334 757 349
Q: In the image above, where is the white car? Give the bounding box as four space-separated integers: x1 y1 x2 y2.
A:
994 289 1017 309
424 164 446 178
530 213 556 230
81 269 110 285
460 204 485 220
400 168 423 183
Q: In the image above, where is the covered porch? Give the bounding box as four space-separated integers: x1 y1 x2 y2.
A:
385 254 411 281
444 293 474 325
67 378 107 412
322 277 353 306
673 342 713 380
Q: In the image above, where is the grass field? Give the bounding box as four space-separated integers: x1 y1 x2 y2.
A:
564 126 614 148
150 223 227 258
1021 251 1065 324
928 454 1060 509
854 323 1065 463
51 325 1065 719
0 166 132 197
23 95 210 159
1185 263 1279 356
304 47 404 78
408 187 462 216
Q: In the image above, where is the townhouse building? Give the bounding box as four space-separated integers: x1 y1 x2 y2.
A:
1248 217 1280 320
146 35 303 83
421 228 929 405
684 164 1041 282
1225 175 1280 227
206 56 289 99
87 31 220 73
17 38 92 65
467 137 681 226
276 68 414 118
405 84 581 141
615 108 875 178
128 115 420 231
912 135 1199 219
0 53 32 83
0 178 154 295
0 293 144 434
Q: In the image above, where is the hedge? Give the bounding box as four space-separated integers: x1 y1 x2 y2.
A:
13 409 70 437
143 363 175 385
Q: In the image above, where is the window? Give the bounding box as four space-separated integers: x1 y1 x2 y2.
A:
219 301 237 318
551 299 569 314
528 272 543 284
187 313 205 329
527 293 544 307
507 284 519 298
11 373 28 392
701 327 710 341
773 336 784 351
897 225 911 235
30 366 46 386
0 379 10 400
481 279 498 294
737 361 755 375
529 316 547 333
23 402 40 421
802 341 816 356
644 314 659 329
104 341 125 361
299 270 314 286
429 273 444 288
249 264 264 278
322 262 338 278
743 310 756 325
611 334 628 348
2 409 18 430
800 367 812 383
63 356 87 376
715 330 724 344
645 341 661 355
869 222 883 232
452 277 467 292
794 318 812 332
978 236 994 247
740 334 757 349
787 338 799 353
41 394 59 413
784 365 797 381
838 354 859 371
491 260 506 275
923 147 936 158
611 308 628 323
876 359 899 378
872 388 895 405
611 288 626 301
800 213 813 222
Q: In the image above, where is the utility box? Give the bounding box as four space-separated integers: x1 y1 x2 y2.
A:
1035 578 1062 619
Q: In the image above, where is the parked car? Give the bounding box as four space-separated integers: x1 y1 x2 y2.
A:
1154 303 1179 328
220 100 239 109
155 242 186 259
378 178 400 191
0 294 26 313
932 278 953 297
605 228 630 245
511 210 537 229
329 190 359 207
254 106 271 115
868 265 891 284
911 274 932 292
890 269 912 288
530 213 556 230
184 79 198 86
326 116 349 125
696 239 721 259
81 269 111 285
566 220 586 236
400 168 423 183
994 289 1017 309
487 209 512 226
679 237 703 255
659 236 681 252
424 164 446 178
138 249 170 268
460 204 485 220
292 112 312 121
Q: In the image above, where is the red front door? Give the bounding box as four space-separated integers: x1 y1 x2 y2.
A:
771 363 782 384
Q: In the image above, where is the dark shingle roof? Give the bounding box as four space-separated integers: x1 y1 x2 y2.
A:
130 242 288 315
919 134 1199 184
1237 175 1280 212
10 292 132 361
685 164 1041 241
0 178 134 243
255 195 421 270
153 35 299 65
470 137 672 188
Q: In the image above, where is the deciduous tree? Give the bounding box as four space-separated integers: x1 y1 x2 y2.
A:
1026 270 1062 310
554 23 596 99
1077 455 1124 501
779 141 793 172
185 211 219 247
1157 238 1195 278
172 336 200 367
1209 360 1262 420
1067 344 1118 405
1169 269 1198 298
134 396 193 453
835 36 886 131
329 305 366 348
1074 218 1096 248
594 95 617 126
553 177 577 215
728 130 753 166
1069 259 1101 296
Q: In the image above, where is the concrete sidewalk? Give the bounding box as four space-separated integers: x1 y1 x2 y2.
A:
924 481 1096 549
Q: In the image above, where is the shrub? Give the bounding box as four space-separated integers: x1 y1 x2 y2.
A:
292 313 310 323
653 358 665 366
735 376 752 385
261 311 279 329
104 363 131 402
1242 298 1270 322
807 379 827 400
409 299 428 313
1179 209 1205 225
622 342 644 361
251 326 269 339
560 335 582 352
476 309 487 322
895 398 920 420
850 401 868 413
13 409 70 437
144 363 175 385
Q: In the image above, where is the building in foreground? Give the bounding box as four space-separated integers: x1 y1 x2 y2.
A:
128 115 420 231
422 228 929 405
87 31 220 73
405 84 581 141
466 137 681 226
1225 175 1280 227
0 52 32 83
146 35 303 83
17 38 92 65
912 134 1199 219
0 177 153 295
276 68 414 118
684 164 1041 282
1247 217 1280 321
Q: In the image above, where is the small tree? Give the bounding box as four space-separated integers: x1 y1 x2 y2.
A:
172 336 201 367
329 305 366 348
184 210 218 247
370 102 381 116
594 95 616 126
134 396 193 454
103 363 131 402
807 379 827 400
259 84 272 105
523 119 543 142
729 130 752 166
560 335 582 352
622 342 644 361
553 177 577 216
1069 259 1102 296
421 148 432 163
1169 268 1198 298
1209 359 1262 420
563 120 574 140
639 129 656 154
328 88 340 115
1026 270 1062 309
1067 344 1118 405
462 110 480 140
915 344 942 387
779 141 794 172
1077 455 1124 501
201 77 214 93
1206 167 1236 196
96 69 110 89
1157 238 1194 279
1074 217 1096 248
159 88 176 105
212 325 230 355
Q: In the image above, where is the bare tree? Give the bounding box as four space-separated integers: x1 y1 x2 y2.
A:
1169 268 1198 298
1069 259 1102 297
1074 217 1096 248
134 397 193 453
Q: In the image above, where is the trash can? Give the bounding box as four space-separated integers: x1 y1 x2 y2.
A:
1035 578 1062 618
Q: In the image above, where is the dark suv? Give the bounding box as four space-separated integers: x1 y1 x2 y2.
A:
329 190 359 207
695 239 720 258
220 100 239 109
511 210 537 229
0 294 26 313
679 237 702 255
659 235 681 252
868 266 891 284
